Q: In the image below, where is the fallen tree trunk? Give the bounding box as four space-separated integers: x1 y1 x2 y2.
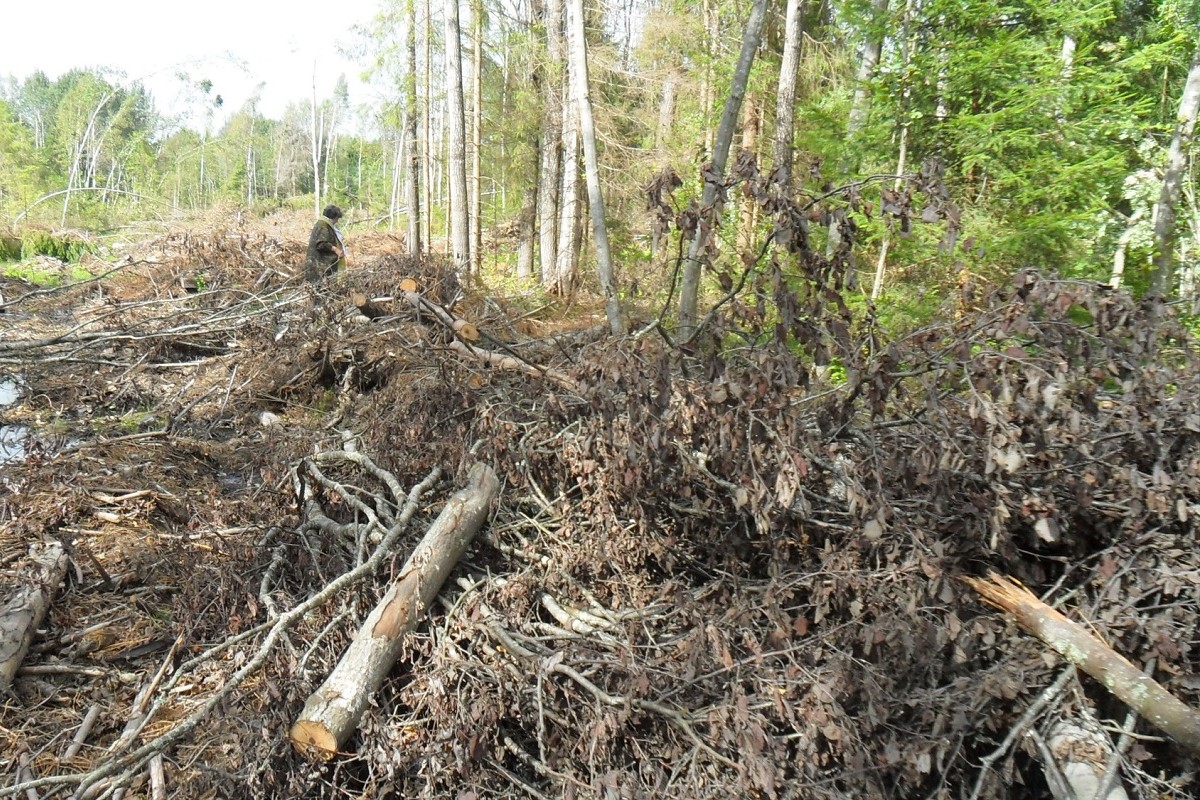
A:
0 540 69 690
448 339 580 392
402 290 479 341
965 573 1200 754
290 463 500 760
351 289 480 343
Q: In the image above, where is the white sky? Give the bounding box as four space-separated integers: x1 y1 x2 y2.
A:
3 0 386 131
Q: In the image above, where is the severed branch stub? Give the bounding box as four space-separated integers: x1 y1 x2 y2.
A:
1 540 69 691
290 462 501 760
965 572 1200 754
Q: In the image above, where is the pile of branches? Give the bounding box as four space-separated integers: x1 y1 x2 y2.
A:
330 272 1194 799
4 212 1200 800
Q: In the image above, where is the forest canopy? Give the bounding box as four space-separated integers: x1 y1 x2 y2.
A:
1 0 1198 311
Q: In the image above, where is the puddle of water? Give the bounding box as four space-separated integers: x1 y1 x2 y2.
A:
0 425 29 465
0 377 19 407
1 376 28 464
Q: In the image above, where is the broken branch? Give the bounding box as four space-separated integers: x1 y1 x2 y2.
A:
965 573 1200 754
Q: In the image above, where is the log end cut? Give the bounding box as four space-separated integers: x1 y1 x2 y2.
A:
290 719 339 761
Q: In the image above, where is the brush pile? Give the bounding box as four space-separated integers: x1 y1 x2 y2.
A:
1 217 1198 799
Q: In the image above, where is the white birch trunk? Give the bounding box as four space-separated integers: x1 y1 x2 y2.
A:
470 0 484 274
555 52 581 295
405 0 422 254
1150 28 1200 296
538 0 565 285
567 0 623 334
773 0 803 186
845 0 891 161
445 0 471 276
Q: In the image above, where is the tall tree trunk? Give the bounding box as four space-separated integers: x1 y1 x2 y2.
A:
517 2 540 280
678 0 769 334
655 69 678 154
555 43 581 295
701 0 719 156
390 132 404 229
567 0 623 334
517 176 539 278
470 0 484 274
310 68 325 216
738 92 762 253
445 0 471 275
773 0 803 187
405 0 422 254
1054 34 1077 123
1150 28 1200 297
423 0 434 247
537 0 564 285
870 0 916 300
845 0 890 168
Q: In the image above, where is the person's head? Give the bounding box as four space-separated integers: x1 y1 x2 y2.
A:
323 204 344 221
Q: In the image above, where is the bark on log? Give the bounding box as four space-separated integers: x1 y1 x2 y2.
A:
1040 720 1130 800
290 463 500 759
352 289 480 342
402 290 480 341
965 573 1200 754
0 540 68 690
448 339 580 392
351 292 391 320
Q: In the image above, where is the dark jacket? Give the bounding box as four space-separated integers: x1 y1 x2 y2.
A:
303 217 345 281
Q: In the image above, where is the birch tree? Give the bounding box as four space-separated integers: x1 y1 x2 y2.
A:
773 0 803 187
554 26 581 295
845 0 890 164
470 0 484 274
677 0 768 335
445 0 471 275
567 0 623 334
423 0 434 247
404 0 422 254
310 67 326 216
1150 27 1200 297
537 0 564 285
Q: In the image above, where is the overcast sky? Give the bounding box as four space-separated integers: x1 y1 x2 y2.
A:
3 0 384 129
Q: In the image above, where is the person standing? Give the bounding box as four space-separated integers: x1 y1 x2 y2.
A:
303 205 347 281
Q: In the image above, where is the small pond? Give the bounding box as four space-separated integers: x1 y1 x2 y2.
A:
0 375 28 465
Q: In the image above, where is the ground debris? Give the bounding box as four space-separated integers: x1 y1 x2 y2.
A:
1 224 1198 799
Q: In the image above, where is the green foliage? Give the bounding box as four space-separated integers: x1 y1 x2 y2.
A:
0 0 1197 320
21 230 92 262
3 259 91 286
0 237 19 261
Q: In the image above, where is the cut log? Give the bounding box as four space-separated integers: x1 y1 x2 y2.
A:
399 278 420 292
965 573 1200 754
0 540 68 690
448 339 580 392
351 292 393 320
1038 720 1130 800
290 463 500 760
401 291 480 341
